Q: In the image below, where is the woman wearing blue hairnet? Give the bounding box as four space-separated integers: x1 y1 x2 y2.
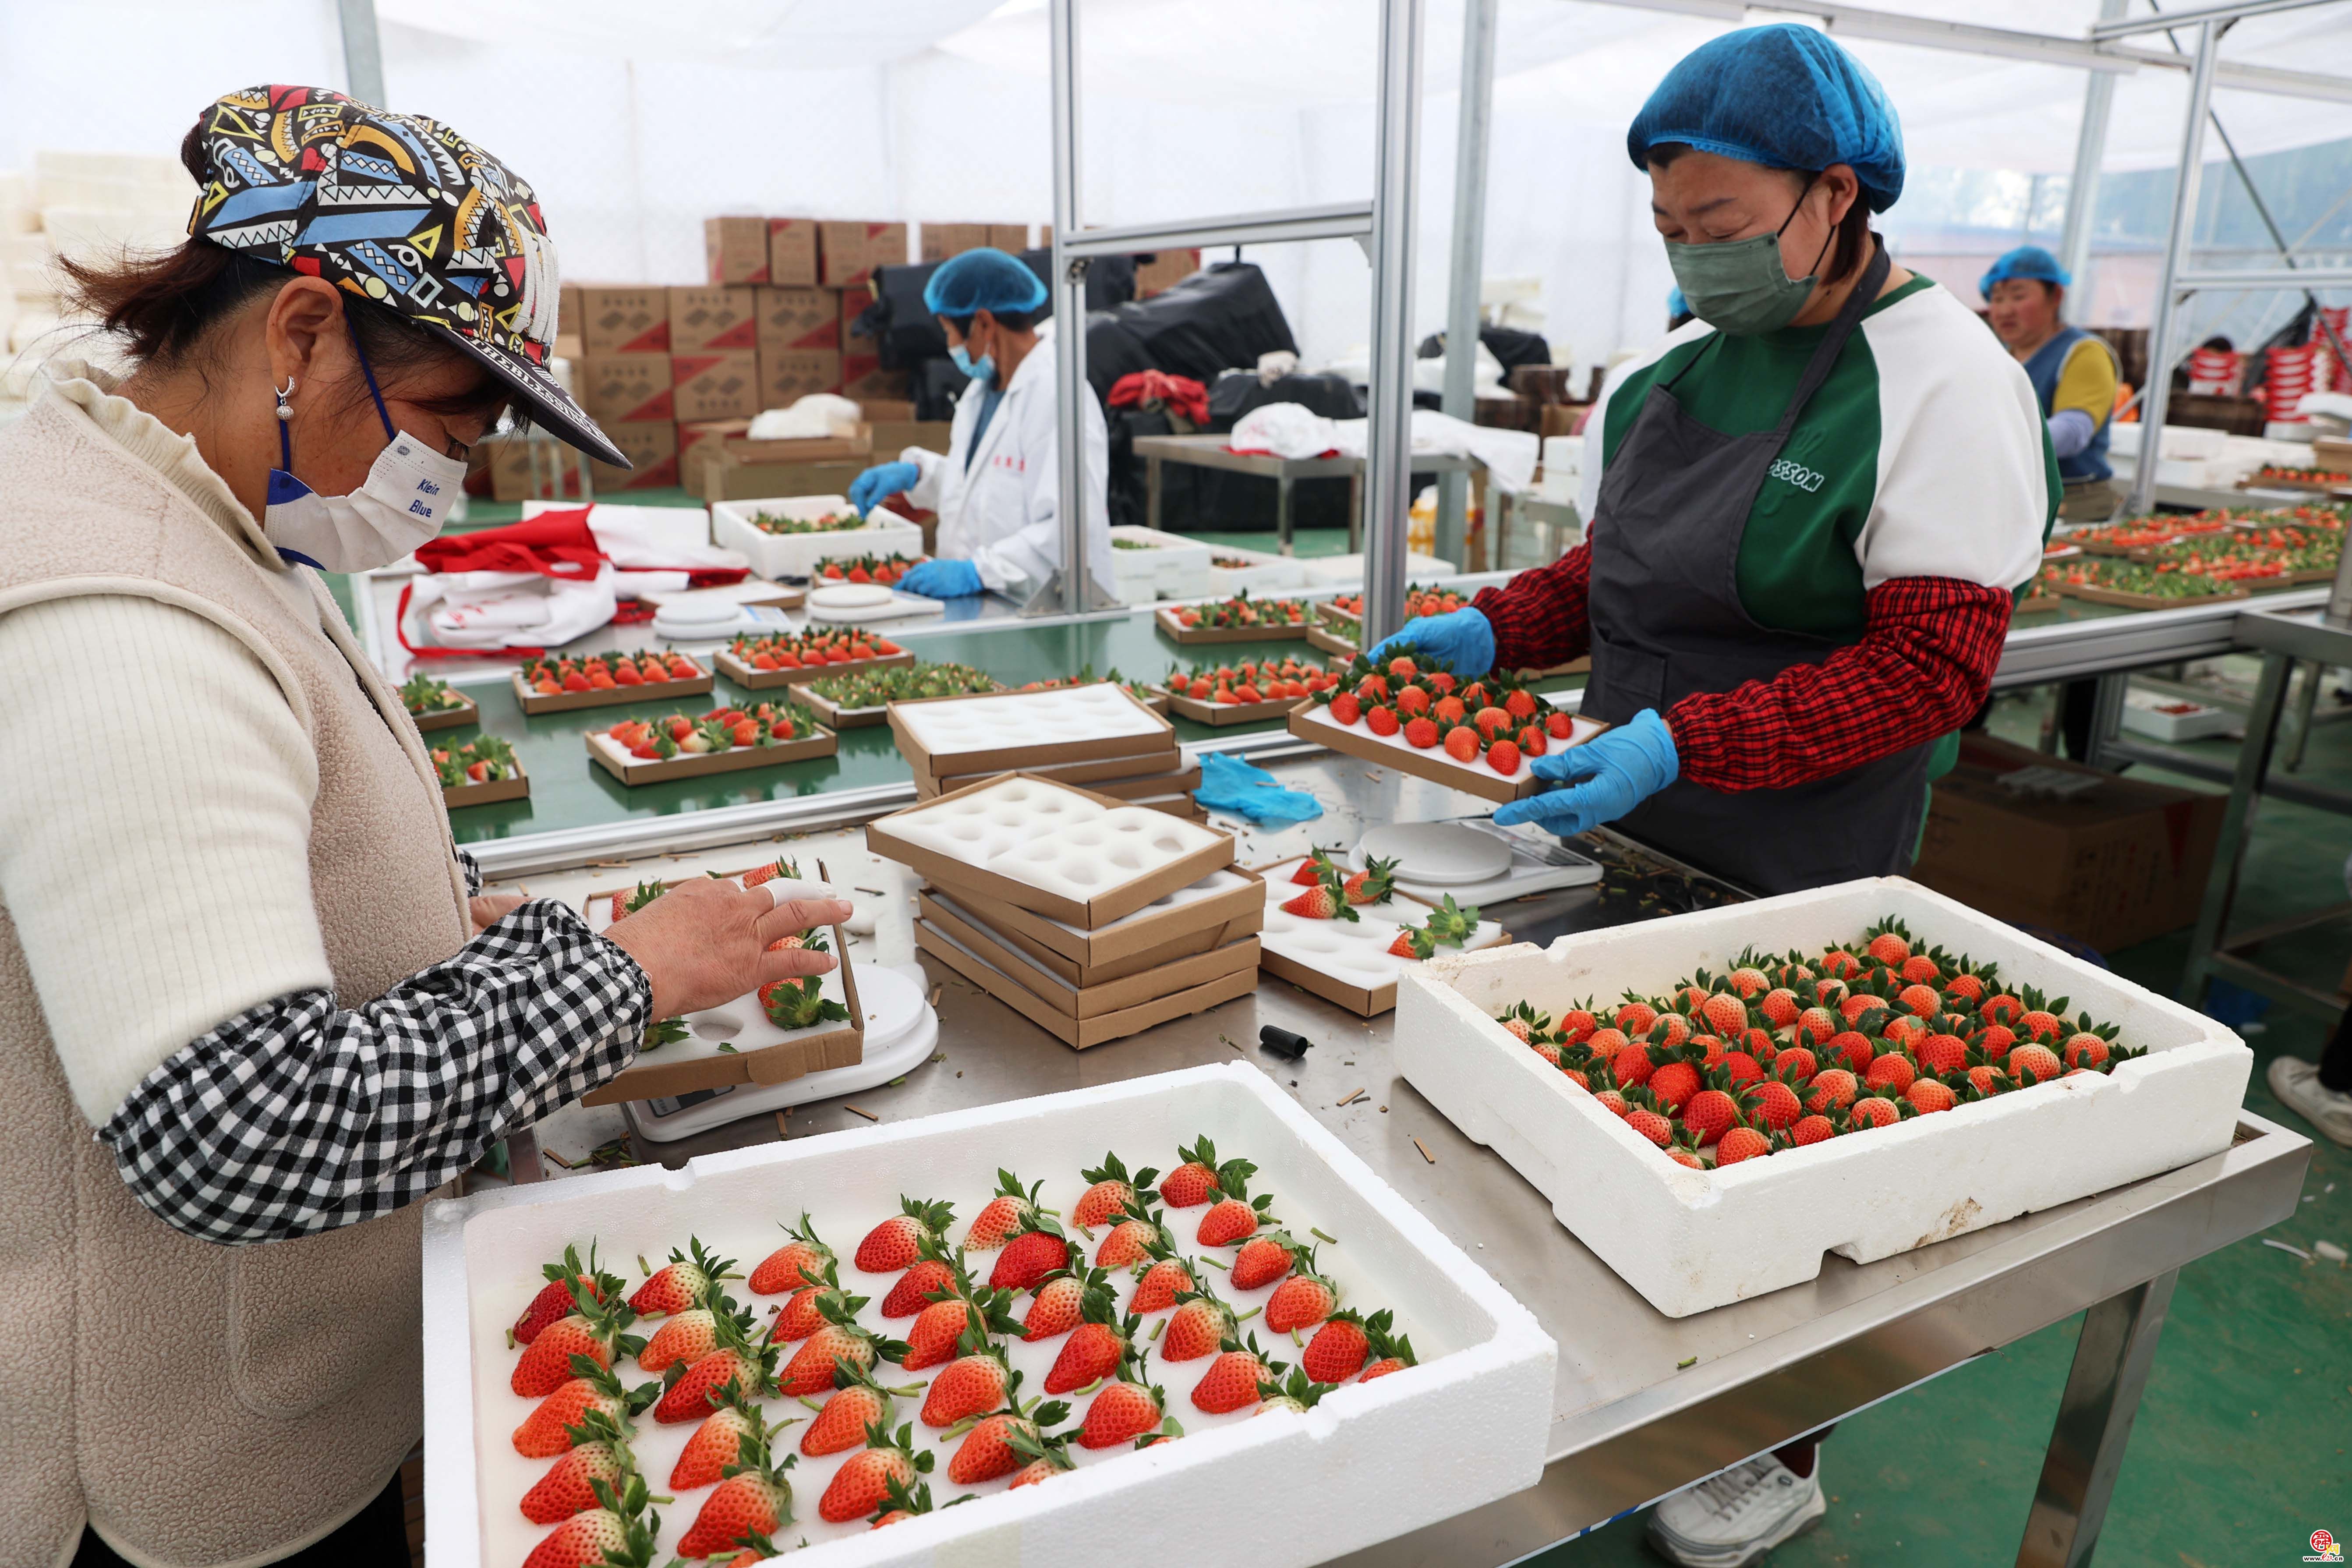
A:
847 247 1114 602
1376 24 2052 897
1982 244 2122 520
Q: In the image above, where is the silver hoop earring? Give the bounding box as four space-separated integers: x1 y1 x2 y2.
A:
274 378 296 422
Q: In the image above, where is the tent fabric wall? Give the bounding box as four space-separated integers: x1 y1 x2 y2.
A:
5 0 2352 381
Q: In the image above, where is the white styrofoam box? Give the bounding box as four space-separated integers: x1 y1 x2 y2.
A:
1203 541 1309 596
2107 422 2228 462
2122 688 2236 743
1301 550 1458 585
895 683 1164 759
1107 525 1215 601
1259 855 1505 992
886 775 1224 904
712 496 923 581
423 1063 1556 1567
1396 876 2252 1318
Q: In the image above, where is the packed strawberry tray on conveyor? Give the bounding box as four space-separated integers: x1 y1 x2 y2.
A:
1288 653 1606 805
421 1064 1555 1568
1396 876 2253 1317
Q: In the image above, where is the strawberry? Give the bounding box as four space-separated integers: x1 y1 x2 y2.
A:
1849 1095 1902 1129
513 1284 642 1399
802 1362 922 1458
1897 983 1941 1017
638 1300 725 1374
1403 715 1440 749
1864 927 1911 966
1518 724 1548 757
1609 1039 1652 1088
1263 1251 1339 1333
747 1214 835 1296
1966 1063 2010 1096
990 1211 1075 1293
1772 1046 1817 1083
1906 1079 1957 1114
1485 738 1522 775
1342 854 1402 905
1196 1168 1276 1246
1128 1254 1195 1314
1301 1306 1385 1384
516 1245 621 1348
1546 710 1574 738
906 1290 1019 1371
675 1429 793 1557
521 1474 658 1568
1366 705 1401 737
1981 991 2023 1027
960 1170 1046 1253
854 1196 955 1274
1624 1107 1672 1147
1191 1335 1285 1414
1045 1299 1139 1394
1793 1005 1839 1044
1024 1266 1112 1341
777 1296 906 1398
921 1334 1013 1428
1666 1145 1705 1169
2008 1043 2063 1083
1443 726 1479 762
879 1251 960 1320
1078 1376 1166 1449
1715 1126 1772 1167
1472 705 1512 737
950 1393 1073 1484
1899 954 1942 985
1160 1136 1245 1208
1698 993 1747 1035
1647 1060 1701 1111
1791 1113 1836 1147
1229 1228 1301 1291
1804 1068 1860 1113
1743 1079 1802 1131
522 1412 635 1522
772 1262 859 1343
1095 1214 1164 1271
1281 883 1355 920
2062 1032 2110 1070
1682 1087 1739 1145
1917 1032 1969 1075
1072 1150 1159 1228
1357 1317 1418 1382
1974 1023 2018 1058
655 1334 775 1425
1864 1053 1915 1097
1159 1288 1237 1363
1394 682 1429 715
671 1392 764 1490
512 1363 659 1458
1329 690 1363 726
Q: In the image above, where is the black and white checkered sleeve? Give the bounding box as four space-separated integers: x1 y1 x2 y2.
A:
96 899 648 1245
458 846 485 898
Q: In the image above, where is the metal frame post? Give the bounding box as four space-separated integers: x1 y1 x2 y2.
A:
2123 19 2220 517
1436 0 1498 568
2055 0 2128 310
1042 0 1104 617
337 0 387 106
2015 1271 2180 1567
1362 0 1427 651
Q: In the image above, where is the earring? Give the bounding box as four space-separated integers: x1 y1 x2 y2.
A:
275 377 295 421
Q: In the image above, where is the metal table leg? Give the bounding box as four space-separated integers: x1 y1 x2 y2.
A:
2180 648 2294 1008
1146 454 1163 534
1347 470 1362 555
2080 673 2129 772
1280 474 1298 557
2015 1269 2179 1568
2284 658 2319 773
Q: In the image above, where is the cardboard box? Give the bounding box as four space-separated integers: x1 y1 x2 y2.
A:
559 284 583 343
916 917 1259 1049
717 645 914 690
840 287 874 346
920 223 990 263
842 351 904 401
552 333 585 367
870 419 951 457
677 419 746 481
585 719 838 785
703 216 772 285
888 687 1175 777
989 223 1030 253
858 398 918 422
588 421 679 492
1911 734 2227 954
576 285 670 355
866 772 1234 928
668 285 758 354
512 658 712 715
926 875 1262 985
671 350 761 424
408 690 481 733
1134 249 1201 297
577 353 674 425
753 285 840 354
757 347 842 410
919 889 1257 1020
819 220 908 288
916 761 1197 803
918 743 1183 797
441 761 529 810
1289 696 1607 805
697 457 866 504
477 435 591 505
692 432 873 504
767 217 821 288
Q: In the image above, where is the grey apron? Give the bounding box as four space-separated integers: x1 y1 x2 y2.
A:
1582 242 1928 895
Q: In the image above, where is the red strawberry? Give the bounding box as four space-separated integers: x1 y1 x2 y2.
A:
921 1341 1012 1428
512 1364 658 1458
629 1238 733 1320
522 1416 633 1522
1715 1126 1772 1167
513 1290 640 1399
671 1395 762 1490
2062 1032 2110 1070
990 1214 1075 1293
1485 738 1522 775
1906 1078 1956 1115
1472 705 1512 737
950 1402 1068 1485
1917 1032 1969 1075
1191 1339 1283 1414
1609 1038 1651 1087
655 1342 771 1425
1648 1060 1701 1111
1698 993 1747 1035
520 1474 657 1568
1159 1289 1236 1363
905 1291 1018 1370
1898 984 1941 1017
1865 930 1911 966
1095 1216 1164 1271
1228 1229 1299 1291
747 1214 835 1296
1282 884 1343 919
1624 1107 1672 1147
961 1170 1044 1253
1443 726 1479 762
1262 1253 1339 1334
1791 1113 1836 1147
1864 1053 1916 1097
1329 690 1363 725
1827 1031 1875 1072
1849 1094 1901 1129
1044 1305 1137 1394
1966 1063 2010 1096
1403 715 1440 749
801 1363 916 1458
638 1306 721 1374
1805 1068 1860 1113
1743 1079 1802 1131
1079 1377 1166 1449
1682 1088 1739 1146
1072 1150 1157 1228
1160 1136 1245 1209
1129 1255 1195 1314
1023 1266 1111 1340
777 1297 902 1399
1366 705 1401 737
1196 1187 1270 1248
675 1429 796 1559
1546 710 1574 738
1772 1046 1817 1083
878 1235 960 1318
2009 1043 2063 1083
1300 1309 1382 1384
515 1246 618 1347
854 1196 955 1274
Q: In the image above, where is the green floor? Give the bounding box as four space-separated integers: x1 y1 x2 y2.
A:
1539 684 2352 1568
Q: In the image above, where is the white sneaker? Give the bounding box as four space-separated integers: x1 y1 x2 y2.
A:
1645 1455 1826 1567
2268 1056 2352 1148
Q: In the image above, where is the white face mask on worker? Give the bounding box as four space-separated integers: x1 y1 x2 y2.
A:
264 430 467 573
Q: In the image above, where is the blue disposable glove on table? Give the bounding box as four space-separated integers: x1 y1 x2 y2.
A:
1194 751 1324 824
1365 606 1495 678
848 460 920 514
1490 708 1679 838
897 558 984 598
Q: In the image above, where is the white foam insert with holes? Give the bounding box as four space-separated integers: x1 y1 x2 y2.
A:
584 881 851 1068
422 1064 1555 1568
1396 875 2254 1318
1259 856 1505 992
885 776 1223 904
895 684 1164 760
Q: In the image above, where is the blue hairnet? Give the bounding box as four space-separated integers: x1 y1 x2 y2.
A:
1628 24 1905 213
1979 245 2070 299
923 247 1048 319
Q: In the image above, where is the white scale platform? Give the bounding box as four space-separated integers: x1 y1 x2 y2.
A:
1349 818 1602 906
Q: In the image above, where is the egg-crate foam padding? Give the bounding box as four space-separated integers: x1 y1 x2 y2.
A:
715 647 916 690
510 664 714 715
1254 856 1507 1018
918 888 1259 1019
915 916 1259 1049
920 863 1264 971
585 719 838 785
887 682 1174 776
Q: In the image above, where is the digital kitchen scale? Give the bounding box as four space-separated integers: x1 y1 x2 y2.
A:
1351 817 1601 905
619 962 937 1143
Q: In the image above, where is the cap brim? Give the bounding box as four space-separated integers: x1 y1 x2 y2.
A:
433 325 632 470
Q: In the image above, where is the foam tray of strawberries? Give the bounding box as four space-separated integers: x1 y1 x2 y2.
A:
1394 876 2253 1318
1288 652 1608 804
422 1064 1553 1568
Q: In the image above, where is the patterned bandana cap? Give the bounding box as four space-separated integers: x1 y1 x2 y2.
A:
187 84 626 467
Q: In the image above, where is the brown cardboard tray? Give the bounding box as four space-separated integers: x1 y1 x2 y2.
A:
1155 686 1295 726
2053 581 2252 611
513 664 715 715
1306 624 1359 661
886 684 1175 777
585 721 838 785
915 762 1198 803
1287 697 1607 805
409 691 480 733
803 676 1009 731
924 882 1260 988
717 648 916 690
917 744 1183 797
1154 605 1316 644
916 917 1257 1049
921 862 1263 971
441 761 529 809
865 772 1234 928
918 890 1258 1019
2014 592 2065 616
1248 858 1508 1018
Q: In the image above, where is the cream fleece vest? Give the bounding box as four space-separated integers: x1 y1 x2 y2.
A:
0 390 470 1568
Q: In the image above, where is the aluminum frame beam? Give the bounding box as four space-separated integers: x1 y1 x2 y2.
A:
337 0 387 106
1436 0 1500 567
1057 202 1372 258
1362 0 1428 651
2056 0 2129 301
2172 265 2352 289
2092 0 2336 38
2126 19 2223 517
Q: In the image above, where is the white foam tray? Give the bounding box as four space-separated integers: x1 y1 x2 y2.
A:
713 496 926 582
1396 876 2253 1318
1259 855 1506 993
884 775 1225 907
422 1064 1555 1567
895 684 1166 765
1108 525 1215 602
1203 543 1309 596
2121 688 2235 743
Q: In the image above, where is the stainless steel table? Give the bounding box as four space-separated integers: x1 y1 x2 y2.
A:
503 751 2309 1568
1131 432 1475 554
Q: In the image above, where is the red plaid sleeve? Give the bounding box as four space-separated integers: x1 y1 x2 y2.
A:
1667 576 2012 793
1471 540 1592 672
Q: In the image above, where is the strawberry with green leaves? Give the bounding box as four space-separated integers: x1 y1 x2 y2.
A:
1300 1306 1394 1384
746 1213 835 1297
520 1410 638 1523
1196 1167 1278 1249
675 1426 797 1559
1191 1331 1287 1414
920 1316 1019 1428
776 1295 907 1398
878 1232 965 1318
962 1169 1048 1251
1255 1368 1337 1417
1043 1290 1142 1395
512 1359 660 1458
1262 1246 1340 1333
819 1419 934 1524
988 1209 1075 1293
521 1472 661 1568
1008 1422 1079 1486
855 1196 957 1274
654 1309 782 1424
1022 1264 1114 1342
1077 1362 1169 1450
801 1359 926 1458
903 1262 1019 1370
515 1244 624 1348
672 1383 787 1490
1072 1150 1160 1229
1157 1284 1239 1364
1159 1135 1250 1210
638 1279 756 1376
513 1278 644 1398
946 1387 1074 1485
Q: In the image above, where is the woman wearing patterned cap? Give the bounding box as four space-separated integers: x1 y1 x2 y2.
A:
0 87 847 1568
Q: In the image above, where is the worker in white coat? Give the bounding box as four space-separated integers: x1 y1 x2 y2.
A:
847 248 1114 602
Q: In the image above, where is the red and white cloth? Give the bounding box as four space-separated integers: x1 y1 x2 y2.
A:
2264 343 2338 424
2185 347 2243 397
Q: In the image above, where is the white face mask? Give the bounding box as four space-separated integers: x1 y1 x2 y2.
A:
262 333 470 573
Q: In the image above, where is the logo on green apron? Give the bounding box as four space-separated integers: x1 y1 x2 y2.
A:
1767 457 1826 493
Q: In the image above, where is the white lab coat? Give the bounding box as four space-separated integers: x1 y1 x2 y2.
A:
901 321 1114 601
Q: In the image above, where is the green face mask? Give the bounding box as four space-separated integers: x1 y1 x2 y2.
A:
1664 181 1832 336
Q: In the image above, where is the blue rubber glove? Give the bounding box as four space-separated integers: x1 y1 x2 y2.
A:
848 460 920 514
1195 751 1324 824
898 557 984 598
1490 708 1678 837
1365 606 1494 678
